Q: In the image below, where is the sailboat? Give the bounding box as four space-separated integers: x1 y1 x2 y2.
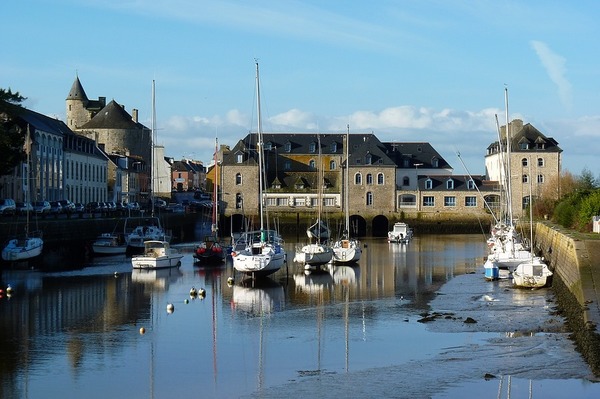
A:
331 126 362 264
483 88 531 280
295 133 333 268
2 125 44 262
193 137 226 265
231 62 287 278
512 157 553 288
127 80 171 255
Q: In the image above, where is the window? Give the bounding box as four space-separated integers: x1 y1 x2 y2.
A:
309 142 316 153
265 142 272 151
236 193 243 209
284 161 291 170
425 178 433 189
355 173 362 184
277 197 288 206
432 158 439 167
446 179 454 190
538 157 544 167
309 159 315 169
366 173 373 185
235 173 242 185
467 179 475 190
537 174 544 183
520 142 529 150
377 173 384 185
423 196 435 207
330 142 337 152
266 198 277 206
522 196 531 209
522 158 528 167
465 196 477 207
236 153 243 163
324 197 335 207
522 174 529 183
285 142 291 152
365 153 372 165
366 191 373 206
330 160 336 170
444 196 456 207
403 176 410 186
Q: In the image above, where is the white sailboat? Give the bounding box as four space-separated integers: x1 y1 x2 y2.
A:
512 157 553 288
295 133 333 268
331 125 361 264
484 88 531 280
2 125 44 262
231 62 286 277
126 80 171 253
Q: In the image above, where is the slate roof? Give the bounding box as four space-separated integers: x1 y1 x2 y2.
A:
417 174 498 192
80 100 145 130
383 142 452 169
66 76 88 103
487 121 562 154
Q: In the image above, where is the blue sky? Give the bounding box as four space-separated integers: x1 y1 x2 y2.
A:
3 0 599 176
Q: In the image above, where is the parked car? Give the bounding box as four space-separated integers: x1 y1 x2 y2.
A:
16 201 33 215
86 202 102 213
33 201 51 215
58 199 75 213
49 201 63 215
127 202 140 211
105 201 117 213
74 203 85 212
0 198 16 216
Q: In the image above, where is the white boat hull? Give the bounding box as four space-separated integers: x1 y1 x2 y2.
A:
331 239 362 264
131 240 183 269
295 244 333 266
2 237 44 261
513 259 553 288
232 244 286 277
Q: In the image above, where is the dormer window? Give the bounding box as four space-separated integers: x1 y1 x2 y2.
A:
467 179 475 190
236 153 243 163
365 153 372 165
285 141 291 152
284 161 291 170
330 142 337 152
425 178 433 190
432 158 439 168
265 141 272 151
309 159 316 169
309 141 316 153
446 179 454 190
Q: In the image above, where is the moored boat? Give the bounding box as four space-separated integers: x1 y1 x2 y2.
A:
387 222 413 243
92 233 126 256
512 257 553 288
131 240 183 269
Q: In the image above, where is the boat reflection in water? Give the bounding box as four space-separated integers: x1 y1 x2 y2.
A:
131 266 182 289
231 277 285 315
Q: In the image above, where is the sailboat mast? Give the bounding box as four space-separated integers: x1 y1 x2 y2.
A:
344 124 350 237
255 61 265 234
151 80 156 217
212 137 219 236
504 87 513 226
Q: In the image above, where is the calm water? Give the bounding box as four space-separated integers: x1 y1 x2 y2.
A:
1 234 599 398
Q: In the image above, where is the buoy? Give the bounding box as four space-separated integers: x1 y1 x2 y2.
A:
184 299 189 304
189 287 198 296
199 288 206 297
227 277 234 286
139 327 146 334
114 272 119 278
6 285 13 294
166 303 175 313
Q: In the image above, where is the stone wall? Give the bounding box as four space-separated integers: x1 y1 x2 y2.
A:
535 222 600 376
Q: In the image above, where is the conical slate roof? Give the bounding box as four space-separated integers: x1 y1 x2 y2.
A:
80 100 144 130
66 76 89 103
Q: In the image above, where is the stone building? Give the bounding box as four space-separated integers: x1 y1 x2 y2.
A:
485 119 562 218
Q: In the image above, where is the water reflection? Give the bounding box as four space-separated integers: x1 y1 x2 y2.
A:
0 235 597 398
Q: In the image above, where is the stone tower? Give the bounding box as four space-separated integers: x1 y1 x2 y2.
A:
65 76 106 129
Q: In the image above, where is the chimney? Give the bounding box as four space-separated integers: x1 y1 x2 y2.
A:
132 109 138 123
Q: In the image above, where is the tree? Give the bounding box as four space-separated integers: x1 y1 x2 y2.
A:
0 88 27 177
577 167 598 191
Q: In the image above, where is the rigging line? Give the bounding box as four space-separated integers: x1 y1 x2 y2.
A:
455 150 499 225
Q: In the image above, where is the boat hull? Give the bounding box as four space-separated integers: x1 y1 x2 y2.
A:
2 238 44 261
295 244 333 266
331 239 361 264
232 245 286 277
513 260 553 288
131 255 183 269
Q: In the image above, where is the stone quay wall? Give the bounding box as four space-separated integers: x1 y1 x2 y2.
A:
535 222 600 376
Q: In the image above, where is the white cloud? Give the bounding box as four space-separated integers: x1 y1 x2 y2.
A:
530 40 573 110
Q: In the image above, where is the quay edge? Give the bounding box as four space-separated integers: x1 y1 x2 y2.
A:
535 222 600 377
